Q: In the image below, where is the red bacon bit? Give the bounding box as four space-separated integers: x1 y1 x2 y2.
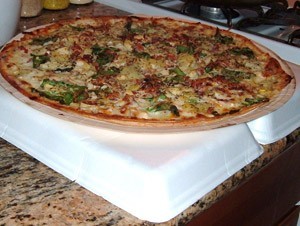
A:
214 75 228 84
190 77 213 89
82 99 98 105
140 74 162 95
97 24 110 34
206 59 230 70
94 63 100 72
217 60 230 68
167 53 177 61
122 94 132 103
120 95 134 114
135 43 144 52
185 25 197 31
263 58 281 77
82 54 94 63
19 46 28 53
207 107 215 114
205 61 218 71
120 105 128 114
71 43 82 52
216 87 231 98
151 37 161 43
71 43 82 60
188 77 213 96
197 68 205 75
107 91 119 100
212 43 221 53
176 32 190 42
81 30 94 37
6 63 15 68
91 77 105 86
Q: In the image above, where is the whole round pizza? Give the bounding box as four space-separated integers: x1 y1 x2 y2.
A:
0 16 295 131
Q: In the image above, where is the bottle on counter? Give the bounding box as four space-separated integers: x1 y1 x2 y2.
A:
70 0 94 4
21 0 43 17
43 0 70 10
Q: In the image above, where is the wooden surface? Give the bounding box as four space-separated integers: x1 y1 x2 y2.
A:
277 206 300 226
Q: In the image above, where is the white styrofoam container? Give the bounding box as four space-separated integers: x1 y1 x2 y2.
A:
0 85 263 222
247 62 300 144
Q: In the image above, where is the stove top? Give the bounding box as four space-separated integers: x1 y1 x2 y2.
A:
142 0 300 47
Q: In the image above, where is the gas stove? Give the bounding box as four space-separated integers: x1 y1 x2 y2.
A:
141 0 300 47
95 0 300 65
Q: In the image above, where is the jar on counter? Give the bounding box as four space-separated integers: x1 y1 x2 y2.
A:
43 0 69 10
21 0 43 17
70 0 93 4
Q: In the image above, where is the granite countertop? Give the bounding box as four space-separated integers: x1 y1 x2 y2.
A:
1 2 300 225
2 131 299 226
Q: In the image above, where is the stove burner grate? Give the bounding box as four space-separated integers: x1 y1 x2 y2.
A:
236 0 300 45
181 4 258 27
237 1 300 27
181 5 240 25
180 0 287 27
288 29 300 46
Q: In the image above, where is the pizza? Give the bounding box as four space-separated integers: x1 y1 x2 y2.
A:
0 16 294 130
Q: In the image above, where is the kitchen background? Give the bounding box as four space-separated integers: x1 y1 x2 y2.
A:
0 0 300 225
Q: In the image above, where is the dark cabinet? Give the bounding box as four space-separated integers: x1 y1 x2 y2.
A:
188 140 300 226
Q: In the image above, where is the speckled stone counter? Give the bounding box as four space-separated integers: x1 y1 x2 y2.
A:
1 2 300 225
1 130 299 226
